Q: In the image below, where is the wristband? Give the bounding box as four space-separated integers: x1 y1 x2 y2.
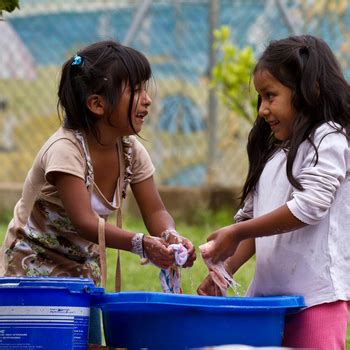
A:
160 229 180 242
141 233 146 258
131 233 144 258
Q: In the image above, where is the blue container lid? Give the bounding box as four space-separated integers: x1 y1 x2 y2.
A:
0 277 104 295
98 292 305 311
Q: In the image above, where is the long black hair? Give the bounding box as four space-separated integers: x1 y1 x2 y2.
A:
57 40 151 141
241 35 350 204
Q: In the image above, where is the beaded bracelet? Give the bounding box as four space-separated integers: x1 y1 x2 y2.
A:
131 233 145 258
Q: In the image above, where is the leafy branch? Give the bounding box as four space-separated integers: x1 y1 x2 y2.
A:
0 0 20 17
211 26 257 124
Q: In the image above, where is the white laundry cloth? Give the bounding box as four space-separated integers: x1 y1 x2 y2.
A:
200 241 239 296
160 243 188 293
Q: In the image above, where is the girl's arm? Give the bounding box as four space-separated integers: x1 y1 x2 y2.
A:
131 176 175 236
204 204 305 264
53 172 174 269
131 176 196 267
224 238 255 275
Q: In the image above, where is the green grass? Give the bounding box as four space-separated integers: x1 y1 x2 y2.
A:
0 209 349 346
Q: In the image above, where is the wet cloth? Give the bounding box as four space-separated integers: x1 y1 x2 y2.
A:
0 127 155 286
160 243 188 294
200 241 238 296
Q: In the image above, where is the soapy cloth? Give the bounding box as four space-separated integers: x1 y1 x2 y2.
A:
160 243 188 294
199 241 239 296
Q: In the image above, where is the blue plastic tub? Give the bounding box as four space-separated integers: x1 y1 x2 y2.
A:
97 292 305 350
0 277 103 350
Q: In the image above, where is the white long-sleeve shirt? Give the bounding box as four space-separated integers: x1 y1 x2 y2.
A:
235 122 350 307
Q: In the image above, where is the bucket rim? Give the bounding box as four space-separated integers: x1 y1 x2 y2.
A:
0 277 104 294
97 291 305 310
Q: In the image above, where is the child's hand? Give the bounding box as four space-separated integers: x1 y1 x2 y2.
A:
203 225 240 264
181 237 196 267
161 229 196 267
143 236 174 269
197 274 224 296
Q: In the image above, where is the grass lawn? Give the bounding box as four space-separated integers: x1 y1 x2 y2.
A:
0 208 349 346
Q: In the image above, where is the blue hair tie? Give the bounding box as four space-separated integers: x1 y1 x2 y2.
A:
72 54 83 66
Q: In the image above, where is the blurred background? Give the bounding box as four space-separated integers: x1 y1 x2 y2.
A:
1 0 350 192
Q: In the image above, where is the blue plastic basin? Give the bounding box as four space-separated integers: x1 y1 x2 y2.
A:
97 292 305 350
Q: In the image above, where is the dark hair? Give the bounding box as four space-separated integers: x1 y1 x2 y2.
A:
241 35 350 204
57 40 152 141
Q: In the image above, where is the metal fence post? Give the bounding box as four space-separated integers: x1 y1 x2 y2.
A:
207 0 219 186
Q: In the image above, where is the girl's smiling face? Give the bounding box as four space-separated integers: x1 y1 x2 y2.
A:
112 81 152 135
254 69 297 141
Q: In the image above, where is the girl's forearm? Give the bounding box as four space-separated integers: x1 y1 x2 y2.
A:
142 209 176 237
104 222 135 251
234 204 306 241
77 216 135 251
224 238 255 275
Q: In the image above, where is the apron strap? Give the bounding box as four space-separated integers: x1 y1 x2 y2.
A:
98 216 107 289
97 203 123 291
115 208 122 292
76 130 122 291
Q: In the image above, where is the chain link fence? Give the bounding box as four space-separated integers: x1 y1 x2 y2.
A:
1 0 350 188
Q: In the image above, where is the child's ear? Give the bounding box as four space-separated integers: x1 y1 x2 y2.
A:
86 94 105 116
